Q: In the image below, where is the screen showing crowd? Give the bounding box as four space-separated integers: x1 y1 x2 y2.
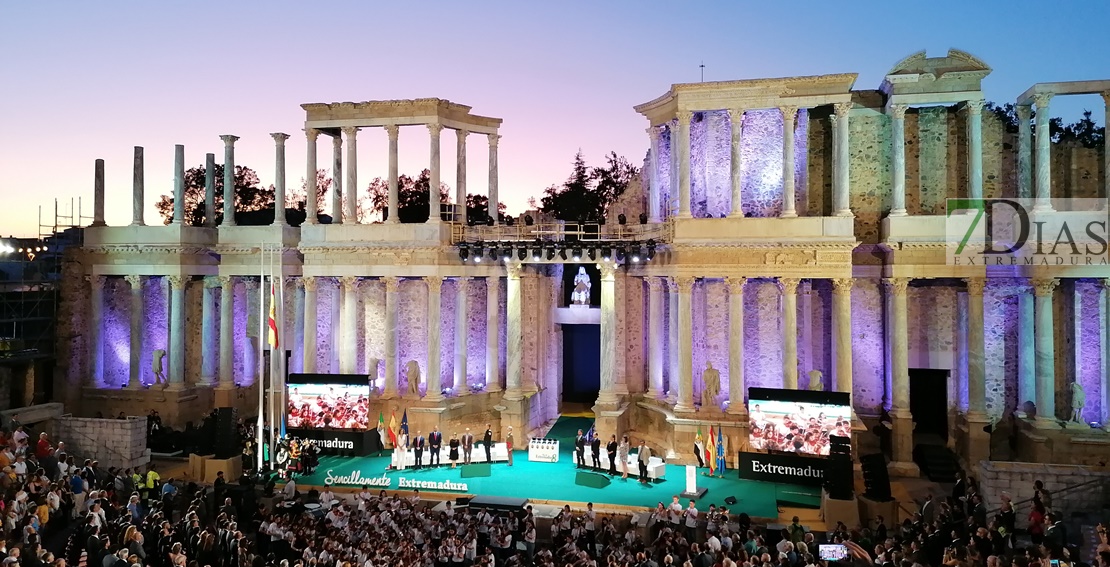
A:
286 383 370 430
747 399 851 456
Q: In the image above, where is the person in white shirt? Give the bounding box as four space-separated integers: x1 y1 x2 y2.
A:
669 496 683 528
684 500 699 542
282 478 296 500
583 502 597 553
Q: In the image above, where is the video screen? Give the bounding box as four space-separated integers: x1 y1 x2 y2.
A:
286 382 370 430
747 388 851 456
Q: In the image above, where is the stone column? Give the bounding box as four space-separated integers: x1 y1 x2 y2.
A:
505 264 523 401
427 124 443 223
667 277 680 402
1016 283 1035 414
331 134 343 224
454 277 470 395
728 109 745 217
677 111 693 218
669 121 679 218
302 277 318 374
385 125 400 223
88 276 105 386
886 277 915 469
889 104 909 216
726 277 747 416
1103 93 1110 200
172 144 185 224
383 277 400 397
167 275 187 389
965 278 987 417
131 147 145 226
646 277 665 399
304 129 319 224
1033 278 1059 426
1016 106 1033 199
486 275 501 392
675 275 695 412
488 134 500 224
1033 93 1054 212
779 106 798 218
597 263 619 406
271 133 289 226
220 135 238 226
647 127 662 223
92 160 106 226
218 276 235 388
199 277 218 386
967 100 985 202
424 276 445 402
204 153 216 228
834 102 853 216
338 276 359 374
341 127 359 224
779 278 800 388
832 278 854 396
1102 279 1110 428
456 129 468 224
125 275 144 388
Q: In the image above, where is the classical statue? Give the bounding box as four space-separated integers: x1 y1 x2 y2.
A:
406 360 422 397
1070 382 1086 424
570 267 591 306
151 349 167 387
701 361 720 409
808 369 824 392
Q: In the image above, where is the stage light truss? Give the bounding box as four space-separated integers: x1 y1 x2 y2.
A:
455 238 658 264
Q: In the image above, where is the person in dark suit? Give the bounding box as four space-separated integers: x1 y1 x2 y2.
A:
462 429 474 464
413 431 425 469
575 430 586 468
428 426 442 467
606 435 618 475
590 434 602 470
483 424 493 463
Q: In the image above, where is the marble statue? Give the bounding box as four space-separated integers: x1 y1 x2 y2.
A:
151 349 167 387
808 369 824 392
570 267 591 306
701 361 720 409
1070 382 1086 424
406 360 422 397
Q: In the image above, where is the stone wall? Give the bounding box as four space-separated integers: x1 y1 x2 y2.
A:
977 460 1110 524
54 415 149 471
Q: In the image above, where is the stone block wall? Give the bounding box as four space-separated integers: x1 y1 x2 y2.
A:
977 460 1110 524
54 416 149 471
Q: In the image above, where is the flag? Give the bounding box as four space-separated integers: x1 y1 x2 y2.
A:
377 412 385 432
707 426 717 476
387 411 398 447
585 424 595 443
267 282 279 348
401 410 409 436
716 426 726 475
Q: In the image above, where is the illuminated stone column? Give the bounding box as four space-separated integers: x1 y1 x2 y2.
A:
331 134 343 224
598 263 619 406
675 275 695 412
426 276 444 402
125 275 144 388
204 153 216 228
1016 283 1035 415
92 160 106 227
454 277 470 395
886 277 915 470
1102 279 1110 428
728 109 745 217
1033 93 1054 212
779 106 798 218
88 276 105 386
486 275 501 392
726 277 747 416
199 277 218 386
677 111 693 219
167 276 186 390
832 278 854 396
669 121 679 218
428 124 443 223
386 125 400 223
1016 106 1032 199
131 147 145 226
301 277 317 374
967 101 985 202
1103 93 1110 200
833 102 853 216
383 277 400 398
667 277 680 402
172 144 185 224
304 129 319 224
218 276 234 387
779 278 800 388
965 278 987 417
341 127 359 224
505 264 523 401
1033 278 1059 426
271 133 289 226
220 135 238 226
339 276 359 374
646 277 665 399
456 129 468 224
889 104 908 216
647 126 662 223
488 134 500 224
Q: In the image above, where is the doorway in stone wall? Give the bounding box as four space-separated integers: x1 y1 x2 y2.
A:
909 369 949 443
561 324 600 404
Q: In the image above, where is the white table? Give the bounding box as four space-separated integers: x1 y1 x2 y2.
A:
527 439 560 462
583 447 667 480
391 442 510 468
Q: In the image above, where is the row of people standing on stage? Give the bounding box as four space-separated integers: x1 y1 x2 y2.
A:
573 430 655 484
392 424 517 470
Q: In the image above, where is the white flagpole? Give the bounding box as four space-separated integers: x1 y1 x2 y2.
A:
278 253 286 439
256 242 264 472
269 244 277 471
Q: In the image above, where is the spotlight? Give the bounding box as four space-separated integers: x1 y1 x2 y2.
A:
559 247 568 261
501 246 513 260
640 213 648 224
488 246 498 261
531 244 542 261
517 247 527 261
506 216 515 227
41 246 47 251
587 248 596 261
458 244 469 262
546 246 556 261
618 214 627 225
601 246 612 262
646 239 656 260
571 246 582 261
487 216 495 226
615 245 626 263
630 244 642 263
524 214 534 226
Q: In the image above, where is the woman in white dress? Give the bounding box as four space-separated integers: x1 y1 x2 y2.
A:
617 435 630 479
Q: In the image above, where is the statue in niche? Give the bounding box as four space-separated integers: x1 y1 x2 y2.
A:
808 370 824 392
151 350 167 388
1070 383 1086 424
406 360 422 398
570 267 592 307
701 362 720 409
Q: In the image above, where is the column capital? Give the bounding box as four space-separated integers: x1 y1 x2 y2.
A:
965 99 986 115
1031 278 1058 297
383 276 401 294
244 278 259 291
1032 92 1054 109
833 102 853 117
456 128 469 140
646 276 665 293
778 106 798 121
677 110 694 125
1016 104 1033 121
339 275 359 291
340 126 359 138
777 277 800 295
728 108 745 125
456 275 471 285
305 128 320 142
201 275 222 289
506 262 523 279
384 124 399 140
599 262 617 280
302 275 317 292
1098 277 1110 292
270 132 290 144
86 275 106 290
883 277 911 295
487 133 501 147
219 134 239 146
427 123 444 137
331 134 342 148
124 274 143 289
725 276 747 294
832 278 854 294
167 275 188 291
214 275 232 288
645 125 660 139
425 275 444 293
1101 91 1110 106
675 275 696 293
889 104 909 119
964 277 987 296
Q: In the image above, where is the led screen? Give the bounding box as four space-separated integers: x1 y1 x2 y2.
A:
747 389 851 456
286 382 370 430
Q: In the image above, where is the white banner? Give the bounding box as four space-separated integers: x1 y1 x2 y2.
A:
685 465 697 494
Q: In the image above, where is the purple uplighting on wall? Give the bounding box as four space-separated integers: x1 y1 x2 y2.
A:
1076 280 1103 423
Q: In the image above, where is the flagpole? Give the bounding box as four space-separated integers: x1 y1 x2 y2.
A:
269 244 277 471
256 242 264 472
278 251 286 440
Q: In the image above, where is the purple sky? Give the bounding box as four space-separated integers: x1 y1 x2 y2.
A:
1 1 1107 237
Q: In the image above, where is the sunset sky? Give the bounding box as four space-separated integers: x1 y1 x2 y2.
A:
1 1 1107 237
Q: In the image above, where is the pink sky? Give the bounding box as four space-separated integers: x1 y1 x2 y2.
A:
1 1 1106 237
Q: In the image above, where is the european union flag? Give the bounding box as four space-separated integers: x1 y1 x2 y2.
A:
716 427 726 473
401 410 409 436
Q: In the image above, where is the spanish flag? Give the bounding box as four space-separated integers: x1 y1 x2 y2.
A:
387 410 398 447
267 283 279 348
707 426 717 476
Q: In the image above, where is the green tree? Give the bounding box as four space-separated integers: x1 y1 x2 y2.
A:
287 168 332 215
465 193 506 224
986 102 1104 147
155 164 272 226
539 150 638 222
366 169 452 223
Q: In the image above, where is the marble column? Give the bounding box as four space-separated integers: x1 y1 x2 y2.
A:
131 147 145 226
425 276 444 402
779 106 798 218
647 127 662 223
92 160 106 226
456 129 468 224
886 277 914 468
204 153 216 228
1016 106 1033 199
889 104 909 216
677 111 693 218
967 101 985 202
505 264 523 401
167 275 186 389
965 278 987 417
778 278 800 388
125 275 144 388
339 276 359 374
832 278 854 396
383 277 400 398
646 277 665 399
667 277 680 402
597 263 619 406
331 134 343 224
1033 93 1054 212
728 109 745 217
669 121 679 218
271 133 289 226
385 125 400 223
293 279 305 373
488 134 500 224
833 102 853 216
220 135 238 226
172 144 185 224
726 277 747 416
88 276 105 386
1103 93 1110 200
454 277 470 395
1033 278 1059 426
486 275 501 392
1102 279 1110 427
341 127 359 224
1016 283 1035 414
199 277 218 386
302 277 318 374
675 275 695 412
218 276 235 388
305 129 319 224
427 124 443 223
